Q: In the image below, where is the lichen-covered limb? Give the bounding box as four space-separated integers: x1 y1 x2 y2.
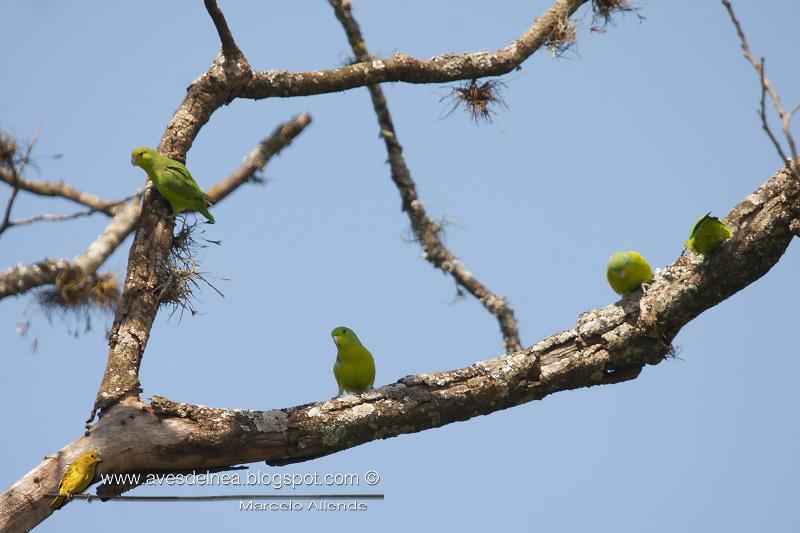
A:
329 0 523 353
73 201 143 274
5 163 797 533
241 0 588 100
0 199 142 301
0 259 77 300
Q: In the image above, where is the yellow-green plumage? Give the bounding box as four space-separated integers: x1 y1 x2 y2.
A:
606 251 653 295
51 451 102 510
131 146 215 223
685 213 732 254
331 327 375 397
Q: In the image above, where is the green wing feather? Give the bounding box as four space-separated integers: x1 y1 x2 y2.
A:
159 164 207 200
689 212 713 239
154 164 215 223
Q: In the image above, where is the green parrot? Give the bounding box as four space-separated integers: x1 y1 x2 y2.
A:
331 327 375 397
684 213 732 254
606 251 653 295
130 146 215 223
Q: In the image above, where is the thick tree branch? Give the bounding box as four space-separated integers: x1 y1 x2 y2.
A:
4 162 798 533
329 0 523 353
240 0 588 100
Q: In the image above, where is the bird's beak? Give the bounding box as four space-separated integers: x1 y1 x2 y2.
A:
332 335 340 346
131 157 136 166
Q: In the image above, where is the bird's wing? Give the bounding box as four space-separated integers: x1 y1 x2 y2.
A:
57 462 78 493
158 164 205 200
689 212 713 238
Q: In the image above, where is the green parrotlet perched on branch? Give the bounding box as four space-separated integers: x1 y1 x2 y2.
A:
684 213 732 254
131 146 215 223
331 327 376 397
606 251 653 295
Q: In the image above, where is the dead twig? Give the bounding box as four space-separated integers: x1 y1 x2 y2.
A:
329 0 525 355
5 208 102 229
721 0 799 179
0 130 39 237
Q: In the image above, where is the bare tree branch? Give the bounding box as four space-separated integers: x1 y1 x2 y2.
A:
0 259 74 300
4 161 798 533
72 201 142 275
0 131 38 236
328 0 524 354
4 207 105 229
240 0 588 99
204 0 241 58
721 0 799 178
0 169 130 216
757 58 791 164
0 175 20 235
206 112 312 202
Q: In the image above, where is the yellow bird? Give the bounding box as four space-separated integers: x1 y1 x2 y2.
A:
51 451 102 510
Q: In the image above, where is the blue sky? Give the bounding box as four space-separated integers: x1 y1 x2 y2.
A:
2 1 799 531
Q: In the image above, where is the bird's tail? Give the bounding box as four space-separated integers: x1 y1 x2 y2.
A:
200 193 216 223
51 494 65 510
199 205 215 224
